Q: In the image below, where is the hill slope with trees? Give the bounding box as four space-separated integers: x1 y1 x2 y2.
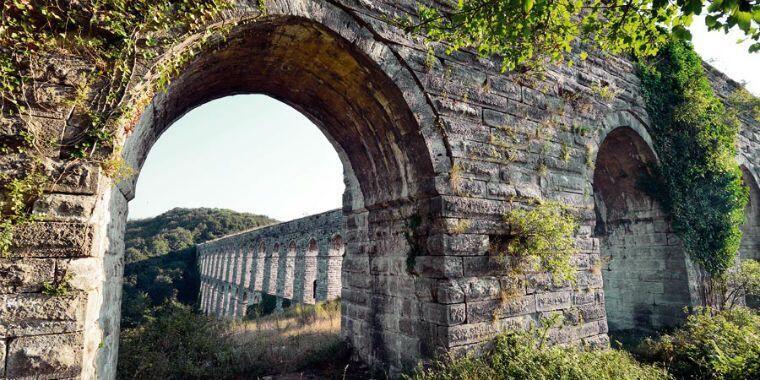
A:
120 208 277 328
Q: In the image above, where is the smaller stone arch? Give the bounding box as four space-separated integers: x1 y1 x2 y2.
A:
301 238 320 304
243 243 255 289
597 110 659 162
268 243 281 294
253 241 266 292
283 241 297 299
593 126 692 334
738 156 760 262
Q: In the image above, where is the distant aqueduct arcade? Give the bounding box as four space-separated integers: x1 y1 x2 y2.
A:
197 210 344 319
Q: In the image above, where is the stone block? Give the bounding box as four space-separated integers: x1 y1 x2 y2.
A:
11 222 93 258
23 116 67 157
427 234 489 256
0 258 56 293
6 332 82 379
414 256 463 278
0 339 5 378
33 193 97 222
536 291 573 312
439 314 533 347
461 276 502 302
0 293 85 336
462 255 504 277
468 295 536 323
44 160 100 195
421 302 466 326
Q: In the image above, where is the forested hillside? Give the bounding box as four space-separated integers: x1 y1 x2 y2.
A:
120 208 277 328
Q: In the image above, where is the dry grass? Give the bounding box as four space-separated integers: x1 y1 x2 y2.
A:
225 300 350 378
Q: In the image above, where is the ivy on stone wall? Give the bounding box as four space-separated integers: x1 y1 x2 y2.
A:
0 1 238 256
638 38 749 277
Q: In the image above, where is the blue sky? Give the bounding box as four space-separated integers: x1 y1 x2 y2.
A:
129 23 759 221
129 95 344 221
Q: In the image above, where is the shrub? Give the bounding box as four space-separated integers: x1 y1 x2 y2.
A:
639 307 760 380
117 302 236 379
410 331 669 380
721 259 760 310
500 201 579 284
245 293 278 319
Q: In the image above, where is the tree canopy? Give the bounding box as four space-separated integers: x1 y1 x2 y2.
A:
413 0 759 72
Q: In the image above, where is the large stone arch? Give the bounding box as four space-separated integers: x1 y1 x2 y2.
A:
89 2 446 378
592 125 692 334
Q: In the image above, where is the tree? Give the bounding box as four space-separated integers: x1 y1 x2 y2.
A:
412 0 760 72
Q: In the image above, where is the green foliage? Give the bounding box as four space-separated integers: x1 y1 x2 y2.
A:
638 307 760 380
412 308 760 380
728 87 760 121
41 273 72 296
1 0 234 157
246 293 279 319
0 169 46 256
120 208 276 328
410 0 759 73
409 330 669 380
721 259 760 309
501 201 579 283
638 38 749 277
117 302 237 380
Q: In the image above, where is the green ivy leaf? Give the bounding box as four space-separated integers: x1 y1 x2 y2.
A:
736 11 752 32
523 0 535 13
672 25 693 40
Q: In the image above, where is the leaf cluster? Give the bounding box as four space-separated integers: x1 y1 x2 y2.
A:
0 168 45 256
501 201 579 284
411 0 758 73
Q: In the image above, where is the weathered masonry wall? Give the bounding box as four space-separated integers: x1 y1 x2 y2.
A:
197 210 344 319
2 0 759 379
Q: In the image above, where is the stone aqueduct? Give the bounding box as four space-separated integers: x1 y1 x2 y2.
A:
1 0 759 379
197 210 345 319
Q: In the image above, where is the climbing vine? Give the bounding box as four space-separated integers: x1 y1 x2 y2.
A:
0 0 241 255
638 37 749 277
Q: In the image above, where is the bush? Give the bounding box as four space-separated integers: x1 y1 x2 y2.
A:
244 293 278 319
410 331 669 380
722 259 760 309
117 302 236 379
639 307 760 380
500 201 579 284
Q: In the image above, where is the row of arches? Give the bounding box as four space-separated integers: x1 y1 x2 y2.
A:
198 233 345 319
593 122 760 335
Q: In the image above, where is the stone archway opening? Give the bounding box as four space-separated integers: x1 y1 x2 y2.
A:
740 166 760 261
740 166 760 308
101 13 441 377
593 127 692 337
